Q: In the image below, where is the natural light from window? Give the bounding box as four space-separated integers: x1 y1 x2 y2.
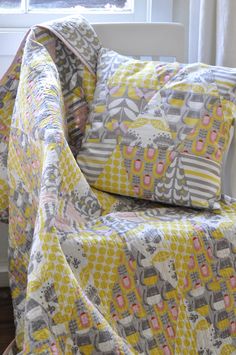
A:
0 0 132 11
0 0 151 28
0 0 21 9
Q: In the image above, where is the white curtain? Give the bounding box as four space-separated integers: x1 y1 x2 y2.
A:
188 0 236 67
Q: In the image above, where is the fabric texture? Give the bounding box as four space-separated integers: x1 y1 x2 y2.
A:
0 17 98 222
1 16 236 355
188 0 236 198
77 48 235 209
189 0 236 67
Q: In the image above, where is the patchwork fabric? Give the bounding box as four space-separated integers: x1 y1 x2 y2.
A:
1 16 236 355
77 49 236 209
0 17 99 222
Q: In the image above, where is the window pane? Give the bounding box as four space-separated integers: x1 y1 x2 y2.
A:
29 0 129 10
0 0 21 9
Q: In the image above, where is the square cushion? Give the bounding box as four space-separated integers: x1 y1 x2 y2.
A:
77 48 235 209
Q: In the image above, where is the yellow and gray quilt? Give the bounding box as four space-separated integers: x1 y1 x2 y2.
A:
0 16 236 354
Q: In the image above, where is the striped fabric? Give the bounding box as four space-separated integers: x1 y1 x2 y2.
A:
181 154 220 205
77 48 236 209
213 67 236 95
78 142 116 183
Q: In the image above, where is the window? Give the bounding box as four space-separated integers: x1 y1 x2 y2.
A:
0 0 21 9
0 0 175 27
0 0 174 77
28 0 129 10
0 0 131 11
0 0 151 27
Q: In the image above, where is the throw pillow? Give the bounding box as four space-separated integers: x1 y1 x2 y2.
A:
77 48 235 209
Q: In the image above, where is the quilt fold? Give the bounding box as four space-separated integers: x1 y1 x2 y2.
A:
0 15 236 355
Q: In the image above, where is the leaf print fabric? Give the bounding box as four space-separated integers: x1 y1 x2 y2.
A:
77 48 236 209
0 16 236 355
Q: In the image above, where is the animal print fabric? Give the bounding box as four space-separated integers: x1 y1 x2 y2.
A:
1 16 236 355
77 48 235 210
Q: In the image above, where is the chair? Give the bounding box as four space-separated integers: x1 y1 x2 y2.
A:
92 22 236 198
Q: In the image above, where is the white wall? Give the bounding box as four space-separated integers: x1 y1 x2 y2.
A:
172 0 190 62
0 29 27 78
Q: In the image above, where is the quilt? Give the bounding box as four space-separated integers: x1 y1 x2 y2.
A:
0 16 236 354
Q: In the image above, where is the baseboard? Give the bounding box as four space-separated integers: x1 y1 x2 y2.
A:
0 262 9 287
0 222 9 287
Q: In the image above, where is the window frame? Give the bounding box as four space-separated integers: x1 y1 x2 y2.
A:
0 0 175 78
0 0 150 27
0 0 174 27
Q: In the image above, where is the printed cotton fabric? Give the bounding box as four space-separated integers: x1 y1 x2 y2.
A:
77 48 236 210
1 16 236 355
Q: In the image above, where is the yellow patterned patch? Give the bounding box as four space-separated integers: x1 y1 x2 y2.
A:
92 187 118 215
109 61 162 93
81 229 123 315
95 145 134 196
60 144 82 192
0 179 8 211
83 66 96 104
175 301 197 354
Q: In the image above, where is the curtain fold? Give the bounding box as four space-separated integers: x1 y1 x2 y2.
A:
189 0 236 67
